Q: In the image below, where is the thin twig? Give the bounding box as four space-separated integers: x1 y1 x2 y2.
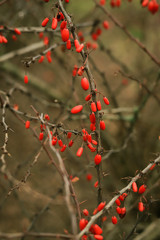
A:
0 232 73 239
93 0 160 67
47 126 78 236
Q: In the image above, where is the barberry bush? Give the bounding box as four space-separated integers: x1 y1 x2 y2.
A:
0 0 160 239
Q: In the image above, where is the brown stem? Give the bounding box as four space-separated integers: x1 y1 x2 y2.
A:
58 0 103 221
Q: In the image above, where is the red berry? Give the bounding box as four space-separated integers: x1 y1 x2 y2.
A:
115 0 121 7
92 33 98 41
97 101 102 111
52 137 57 146
132 182 138 192
77 66 84 76
92 139 97 145
1 36 7 43
103 21 109 30
122 193 128 199
86 173 92 181
61 28 69 42
94 154 102 165
97 201 106 211
142 0 149 7
115 198 121 206
41 17 49 27
39 132 44 141
102 216 107 222
25 120 30 129
44 114 50 120
38 56 44 63
39 32 44 39
90 112 96 124
110 0 116 7
90 123 96 131
87 143 96 152
40 124 46 131
85 94 91 101
91 102 97 112
52 18 58 30
94 235 103 240
81 77 89 91
66 39 71 50
76 44 84 53
118 195 124 201
87 134 92 142
121 207 126 215
24 75 28 84
93 208 98 215
68 140 74 147
57 12 64 22
43 36 49 45
93 224 103 235
103 97 109 105
82 209 89 216
74 39 79 48
76 147 83 157
46 54 52 63
116 207 122 214
61 144 67 152
72 65 78 77
100 120 105 130
150 163 156 170
148 0 159 14
58 139 63 147
60 20 67 30
67 132 72 138
79 219 88 230
14 28 21 35
71 105 83 114
96 28 102 36
100 0 106 5
82 235 88 240
111 216 117 224
12 35 17 41
138 184 146 194
138 202 145 212
94 181 99 188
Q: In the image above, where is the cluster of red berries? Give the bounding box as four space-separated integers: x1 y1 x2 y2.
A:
41 10 84 53
77 183 148 238
25 115 78 153
91 21 109 42
99 0 159 14
38 32 49 46
113 183 147 225
79 202 106 240
38 51 52 63
142 0 159 14
0 34 8 44
71 94 109 130
110 0 121 7
100 0 132 7
11 28 21 41
132 182 146 212
0 27 22 44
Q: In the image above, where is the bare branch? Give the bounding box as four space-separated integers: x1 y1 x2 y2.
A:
93 0 160 68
